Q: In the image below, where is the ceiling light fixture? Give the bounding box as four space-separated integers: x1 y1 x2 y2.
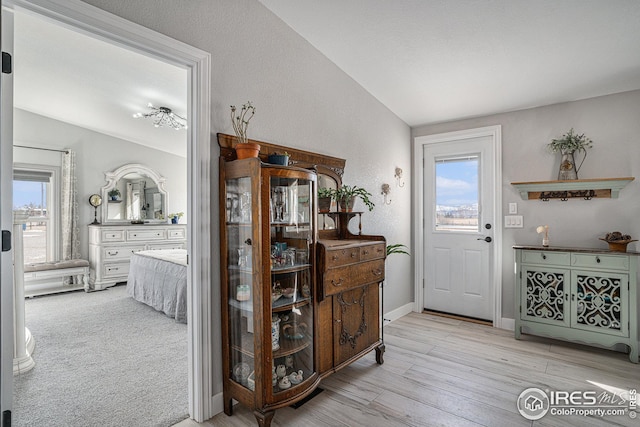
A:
133 103 187 130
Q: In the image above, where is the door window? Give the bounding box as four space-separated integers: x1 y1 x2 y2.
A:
434 155 479 232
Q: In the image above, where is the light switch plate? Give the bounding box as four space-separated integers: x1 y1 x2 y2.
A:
508 202 518 214
504 215 523 228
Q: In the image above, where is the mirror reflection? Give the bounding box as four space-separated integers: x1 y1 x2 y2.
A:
101 164 168 223
318 174 338 230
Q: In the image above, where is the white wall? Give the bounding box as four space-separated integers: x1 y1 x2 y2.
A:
79 0 414 311
13 108 188 258
413 89 640 320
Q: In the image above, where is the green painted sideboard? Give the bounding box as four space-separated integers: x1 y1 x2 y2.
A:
514 245 638 363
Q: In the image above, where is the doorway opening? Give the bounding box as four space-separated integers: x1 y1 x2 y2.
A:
413 126 503 328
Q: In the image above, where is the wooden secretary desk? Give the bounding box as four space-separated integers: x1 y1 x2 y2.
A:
217 134 385 426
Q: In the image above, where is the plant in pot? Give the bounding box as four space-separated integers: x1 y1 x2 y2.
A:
546 128 593 180
334 185 375 212
230 101 259 159
268 151 290 166
317 187 334 213
108 188 121 201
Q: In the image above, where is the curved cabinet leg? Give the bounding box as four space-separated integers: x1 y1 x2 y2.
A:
253 410 275 427
224 396 233 416
375 343 385 365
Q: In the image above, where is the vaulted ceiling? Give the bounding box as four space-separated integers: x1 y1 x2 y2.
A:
13 1 640 156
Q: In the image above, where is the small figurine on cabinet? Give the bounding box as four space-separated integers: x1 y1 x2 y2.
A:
278 376 291 390
284 354 294 369
276 364 287 378
289 370 303 385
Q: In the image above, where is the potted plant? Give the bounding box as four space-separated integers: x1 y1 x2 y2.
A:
318 187 334 213
386 243 410 257
230 101 260 159
169 212 184 224
546 128 593 180
267 151 290 166
108 188 121 201
334 185 374 212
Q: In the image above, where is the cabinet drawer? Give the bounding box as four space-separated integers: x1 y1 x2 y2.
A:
360 243 386 261
102 262 129 278
571 253 629 271
126 229 166 241
148 243 185 250
103 245 145 260
168 228 186 239
326 247 361 268
101 229 125 242
521 250 570 266
323 259 384 296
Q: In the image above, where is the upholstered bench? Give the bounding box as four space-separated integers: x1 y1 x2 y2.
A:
23 259 90 297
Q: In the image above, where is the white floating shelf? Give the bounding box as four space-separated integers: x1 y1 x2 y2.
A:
510 177 634 200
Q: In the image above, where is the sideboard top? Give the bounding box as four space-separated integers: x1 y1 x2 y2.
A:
513 244 640 255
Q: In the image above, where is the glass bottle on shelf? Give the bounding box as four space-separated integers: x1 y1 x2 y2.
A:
269 176 314 394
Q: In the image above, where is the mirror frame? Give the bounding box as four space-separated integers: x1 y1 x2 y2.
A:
100 163 168 224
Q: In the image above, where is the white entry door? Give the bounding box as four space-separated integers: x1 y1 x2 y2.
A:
423 135 495 321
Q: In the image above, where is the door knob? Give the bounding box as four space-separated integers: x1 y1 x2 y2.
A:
477 236 492 243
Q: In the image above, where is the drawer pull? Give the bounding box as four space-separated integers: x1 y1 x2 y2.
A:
331 279 344 287
351 252 357 258
596 257 601 263
363 250 369 255
108 251 118 256
332 255 338 261
542 254 547 260
372 269 383 276
108 267 119 272
335 319 342 323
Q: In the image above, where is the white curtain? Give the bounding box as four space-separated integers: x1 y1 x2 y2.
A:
61 149 80 260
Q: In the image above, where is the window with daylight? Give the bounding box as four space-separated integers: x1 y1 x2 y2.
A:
13 165 60 264
434 155 479 232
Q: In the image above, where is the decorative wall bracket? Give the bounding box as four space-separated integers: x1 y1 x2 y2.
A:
511 177 634 201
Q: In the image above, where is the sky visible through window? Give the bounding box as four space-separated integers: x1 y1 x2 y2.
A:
435 157 479 231
436 158 478 207
13 180 46 210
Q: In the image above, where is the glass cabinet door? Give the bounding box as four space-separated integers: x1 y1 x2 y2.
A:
269 175 315 395
225 176 256 391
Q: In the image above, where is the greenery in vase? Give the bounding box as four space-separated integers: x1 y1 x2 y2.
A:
230 101 255 144
168 212 184 219
334 185 375 211
546 128 593 154
108 188 121 198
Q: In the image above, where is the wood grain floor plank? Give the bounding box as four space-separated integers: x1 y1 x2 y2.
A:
184 312 637 427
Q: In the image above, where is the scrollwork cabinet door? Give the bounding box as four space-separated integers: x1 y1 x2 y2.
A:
520 266 570 328
571 270 629 337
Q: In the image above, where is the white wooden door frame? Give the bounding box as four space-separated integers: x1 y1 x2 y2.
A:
0 6 16 425
413 125 503 328
1 0 215 422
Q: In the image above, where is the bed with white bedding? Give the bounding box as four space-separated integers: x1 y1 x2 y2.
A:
126 248 187 323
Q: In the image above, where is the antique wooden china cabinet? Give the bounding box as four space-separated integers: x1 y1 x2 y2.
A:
218 134 385 426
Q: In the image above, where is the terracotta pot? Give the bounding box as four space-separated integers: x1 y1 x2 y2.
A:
338 196 355 212
318 196 332 213
235 142 260 160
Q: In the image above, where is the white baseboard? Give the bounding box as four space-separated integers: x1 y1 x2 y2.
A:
499 317 515 331
382 302 414 326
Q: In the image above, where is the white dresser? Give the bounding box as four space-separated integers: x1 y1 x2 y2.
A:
88 224 187 290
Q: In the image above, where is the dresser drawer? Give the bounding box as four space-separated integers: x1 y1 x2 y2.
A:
325 247 361 268
101 229 125 242
103 245 145 260
521 250 570 266
323 259 384 296
126 228 166 241
571 253 629 271
102 262 130 278
168 228 186 239
360 243 385 261
148 242 186 250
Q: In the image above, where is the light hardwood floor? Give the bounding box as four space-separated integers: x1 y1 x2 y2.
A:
175 312 639 427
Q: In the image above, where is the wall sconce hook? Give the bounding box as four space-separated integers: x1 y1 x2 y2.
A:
394 167 405 187
381 183 392 205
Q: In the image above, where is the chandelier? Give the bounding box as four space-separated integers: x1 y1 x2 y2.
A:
133 103 187 130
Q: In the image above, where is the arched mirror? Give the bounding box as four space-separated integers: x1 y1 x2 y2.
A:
316 166 342 232
100 163 168 224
